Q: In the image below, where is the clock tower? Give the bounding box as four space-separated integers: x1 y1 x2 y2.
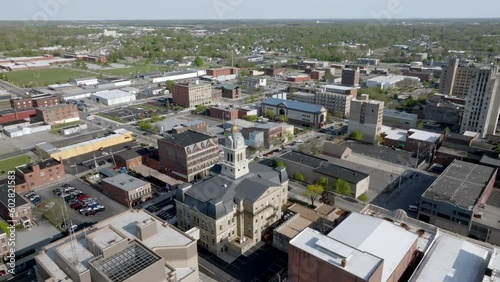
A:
222 124 249 179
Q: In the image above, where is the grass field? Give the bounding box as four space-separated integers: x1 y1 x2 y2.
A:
0 100 11 110
4 68 92 87
100 64 168 77
0 155 31 176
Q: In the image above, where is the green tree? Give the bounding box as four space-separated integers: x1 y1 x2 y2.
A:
274 160 286 168
495 144 500 154
350 130 362 141
245 115 258 122
0 221 10 237
166 80 174 93
194 56 203 67
357 193 369 203
304 184 324 207
376 134 384 144
417 121 424 129
293 173 305 182
317 177 327 187
298 139 323 156
334 178 352 196
264 109 275 120
444 127 451 136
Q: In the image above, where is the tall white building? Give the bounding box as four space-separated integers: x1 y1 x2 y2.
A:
460 66 500 138
348 94 384 144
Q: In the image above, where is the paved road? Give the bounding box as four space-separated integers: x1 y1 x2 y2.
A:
0 80 27 96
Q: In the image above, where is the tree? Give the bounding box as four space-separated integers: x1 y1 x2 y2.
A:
298 139 323 156
264 109 275 120
274 160 286 168
194 56 203 67
417 121 424 129
495 144 500 154
376 134 384 145
245 115 258 122
304 184 324 207
317 177 327 187
334 178 352 196
279 115 288 123
357 193 369 203
0 221 10 237
166 80 174 93
350 130 362 141
293 173 305 182
444 127 451 136
285 131 294 142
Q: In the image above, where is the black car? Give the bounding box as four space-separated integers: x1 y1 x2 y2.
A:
53 188 62 196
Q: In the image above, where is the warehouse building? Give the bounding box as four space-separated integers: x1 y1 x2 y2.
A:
91 90 136 106
101 174 153 208
35 104 80 125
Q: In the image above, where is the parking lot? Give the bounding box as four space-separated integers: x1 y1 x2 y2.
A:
199 242 288 282
346 141 419 167
101 103 170 122
372 171 436 217
33 177 127 228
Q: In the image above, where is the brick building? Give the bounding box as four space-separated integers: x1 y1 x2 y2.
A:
101 174 152 208
32 95 59 108
114 148 153 169
158 130 218 182
218 84 241 99
0 184 33 227
0 108 37 125
265 67 286 76
35 104 79 125
10 98 33 110
172 120 207 134
287 75 311 83
341 68 360 87
310 70 325 80
172 80 215 108
210 106 239 121
14 159 65 194
207 67 239 78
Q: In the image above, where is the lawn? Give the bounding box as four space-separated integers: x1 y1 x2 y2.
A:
96 113 127 123
0 100 11 110
3 68 92 88
0 155 31 176
100 64 169 77
135 103 166 111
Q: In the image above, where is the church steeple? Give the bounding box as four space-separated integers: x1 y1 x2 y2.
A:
221 125 249 179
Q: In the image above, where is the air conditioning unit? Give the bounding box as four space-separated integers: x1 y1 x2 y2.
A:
474 212 483 218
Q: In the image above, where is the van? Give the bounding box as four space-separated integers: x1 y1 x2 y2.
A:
408 205 419 212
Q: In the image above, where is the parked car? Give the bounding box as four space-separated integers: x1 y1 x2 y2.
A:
92 206 105 212
77 194 89 201
68 224 78 233
52 188 62 196
84 211 97 217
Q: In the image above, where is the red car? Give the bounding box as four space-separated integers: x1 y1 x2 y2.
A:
77 194 89 201
71 202 84 209
85 211 97 217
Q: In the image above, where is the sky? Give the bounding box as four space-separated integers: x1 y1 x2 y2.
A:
1 0 500 21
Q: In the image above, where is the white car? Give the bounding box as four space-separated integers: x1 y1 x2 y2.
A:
296 140 303 144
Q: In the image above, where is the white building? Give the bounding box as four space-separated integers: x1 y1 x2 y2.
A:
348 94 384 144
366 75 420 90
70 77 99 86
91 90 136 106
150 70 206 84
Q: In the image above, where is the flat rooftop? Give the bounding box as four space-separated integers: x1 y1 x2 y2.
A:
91 90 135 99
160 130 214 147
327 213 418 282
314 163 369 185
423 160 496 209
277 150 327 169
290 228 383 281
407 128 442 143
262 98 324 114
324 85 357 91
472 189 500 229
383 109 418 120
56 238 95 274
410 232 491 282
101 174 148 191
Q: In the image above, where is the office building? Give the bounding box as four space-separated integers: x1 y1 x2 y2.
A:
348 94 384 144
383 110 418 129
172 80 214 108
261 98 327 128
10 97 33 110
209 106 239 121
11 159 65 194
70 77 99 86
34 209 200 282
418 160 497 237
102 174 153 208
217 84 240 99
341 68 360 86
0 184 32 227
35 104 80 126
289 213 419 282
265 68 286 76
32 95 59 108
460 66 500 138
158 130 218 182
206 67 239 78
366 76 420 90
114 148 152 169
175 125 288 257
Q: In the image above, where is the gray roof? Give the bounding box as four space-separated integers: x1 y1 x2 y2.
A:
0 184 28 208
423 160 496 209
277 150 328 168
160 130 214 147
480 155 500 168
17 159 61 174
177 162 287 220
314 164 369 184
261 98 325 114
102 174 149 191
